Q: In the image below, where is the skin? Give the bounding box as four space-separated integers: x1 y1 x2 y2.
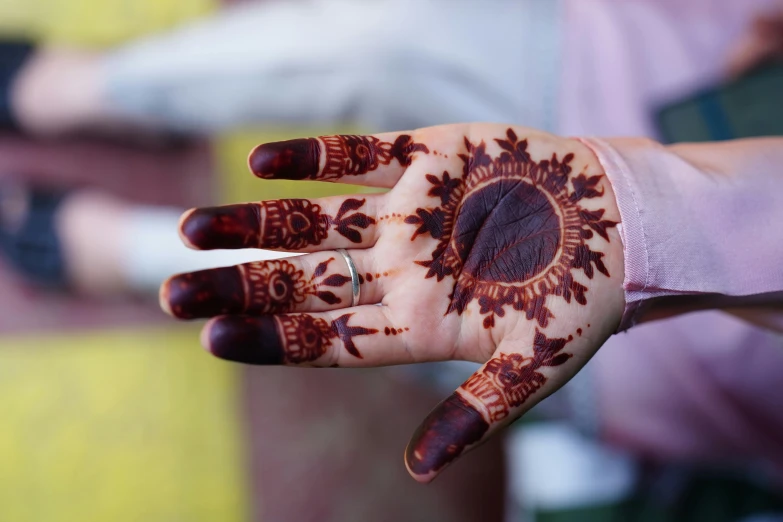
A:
160 123 626 483
727 10 783 78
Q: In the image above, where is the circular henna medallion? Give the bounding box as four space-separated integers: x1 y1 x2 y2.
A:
448 159 583 327
243 260 307 314
406 130 617 328
452 177 563 284
267 269 298 303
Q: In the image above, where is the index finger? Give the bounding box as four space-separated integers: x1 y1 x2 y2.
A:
248 132 429 188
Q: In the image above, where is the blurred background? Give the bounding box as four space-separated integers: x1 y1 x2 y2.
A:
0 0 781 521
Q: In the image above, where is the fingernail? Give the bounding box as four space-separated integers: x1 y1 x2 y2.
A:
248 138 321 180
405 393 489 482
180 205 261 250
204 316 285 365
163 267 245 319
159 280 174 317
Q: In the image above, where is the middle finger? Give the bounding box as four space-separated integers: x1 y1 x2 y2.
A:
179 194 383 252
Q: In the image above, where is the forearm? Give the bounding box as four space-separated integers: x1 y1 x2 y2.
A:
583 136 783 330
101 0 555 132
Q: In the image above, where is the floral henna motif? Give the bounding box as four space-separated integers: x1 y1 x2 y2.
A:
207 313 378 365
277 314 334 363
257 199 329 250
460 330 572 422
319 134 430 180
249 134 429 181
405 129 617 328
406 329 573 475
258 198 375 249
165 258 351 319
241 257 351 313
181 198 375 250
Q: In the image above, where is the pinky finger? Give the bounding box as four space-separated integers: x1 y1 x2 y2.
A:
201 306 415 368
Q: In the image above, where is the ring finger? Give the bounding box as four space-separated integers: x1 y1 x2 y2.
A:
160 249 380 319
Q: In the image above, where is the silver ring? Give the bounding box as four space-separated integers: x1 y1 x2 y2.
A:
335 249 360 307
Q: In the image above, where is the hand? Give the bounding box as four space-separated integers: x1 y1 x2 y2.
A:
727 10 783 77
160 123 625 482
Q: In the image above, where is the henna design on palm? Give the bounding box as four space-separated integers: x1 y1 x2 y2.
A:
405 129 617 328
162 125 624 485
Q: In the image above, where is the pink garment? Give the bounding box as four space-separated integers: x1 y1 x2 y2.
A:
596 312 783 482
560 0 783 139
559 0 783 481
586 137 783 330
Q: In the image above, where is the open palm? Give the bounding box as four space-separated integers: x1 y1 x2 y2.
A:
160 123 625 482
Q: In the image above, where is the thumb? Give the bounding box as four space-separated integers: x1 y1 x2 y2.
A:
404 329 577 483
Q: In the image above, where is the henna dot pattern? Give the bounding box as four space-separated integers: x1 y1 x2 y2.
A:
404 129 617 328
383 327 408 336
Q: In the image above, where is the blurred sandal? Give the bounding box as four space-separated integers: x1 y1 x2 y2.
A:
0 182 69 288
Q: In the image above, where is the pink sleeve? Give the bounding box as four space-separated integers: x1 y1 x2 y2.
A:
581 137 783 331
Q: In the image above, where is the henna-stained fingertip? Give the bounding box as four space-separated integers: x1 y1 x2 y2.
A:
163 268 245 319
203 316 285 365
405 393 489 483
248 138 321 180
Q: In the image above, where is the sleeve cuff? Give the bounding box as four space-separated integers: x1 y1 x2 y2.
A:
578 137 652 332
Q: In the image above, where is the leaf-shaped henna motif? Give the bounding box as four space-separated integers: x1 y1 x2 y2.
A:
330 314 379 359
405 208 446 240
427 172 462 206
329 198 376 244
276 313 377 363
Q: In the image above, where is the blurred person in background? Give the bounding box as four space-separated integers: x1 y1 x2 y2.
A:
0 0 780 295
0 0 782 519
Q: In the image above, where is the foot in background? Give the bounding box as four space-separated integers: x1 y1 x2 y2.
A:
0 184 291 297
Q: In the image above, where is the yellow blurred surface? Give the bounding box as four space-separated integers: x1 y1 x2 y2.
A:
0 1 377 519
0 327 248 522
0 1 250 521
0 0 217 45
